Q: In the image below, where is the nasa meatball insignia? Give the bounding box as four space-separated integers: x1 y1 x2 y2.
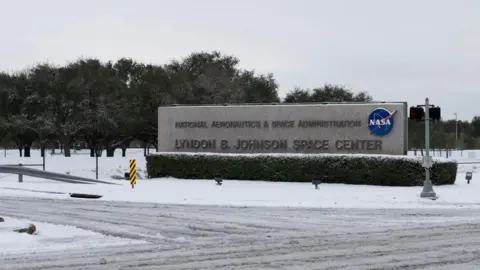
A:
367 107 396 136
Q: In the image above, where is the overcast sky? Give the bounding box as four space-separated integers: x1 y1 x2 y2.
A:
1 0 478 121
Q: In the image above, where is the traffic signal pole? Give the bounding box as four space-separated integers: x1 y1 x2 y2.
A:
420 97 437 199
408 98 440 200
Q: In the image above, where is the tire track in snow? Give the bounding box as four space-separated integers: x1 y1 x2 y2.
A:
1 196 480 269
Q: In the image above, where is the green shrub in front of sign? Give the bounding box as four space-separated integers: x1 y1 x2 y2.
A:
146 153 457 186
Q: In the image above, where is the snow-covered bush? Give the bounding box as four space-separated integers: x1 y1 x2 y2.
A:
146 152 457 186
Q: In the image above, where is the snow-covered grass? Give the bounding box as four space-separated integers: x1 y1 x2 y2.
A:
408 149 480 173
0 173 479 209
0 216 144 255
0 148 478 209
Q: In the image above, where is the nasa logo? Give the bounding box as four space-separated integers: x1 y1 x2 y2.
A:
367 107 397 136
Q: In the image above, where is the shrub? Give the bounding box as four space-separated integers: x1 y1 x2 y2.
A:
146 153 457 186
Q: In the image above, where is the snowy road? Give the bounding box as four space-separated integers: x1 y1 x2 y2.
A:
1 196 480 270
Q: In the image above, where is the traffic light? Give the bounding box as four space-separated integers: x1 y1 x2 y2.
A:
409 106 424 121
429 106 441 120
409 106 441 121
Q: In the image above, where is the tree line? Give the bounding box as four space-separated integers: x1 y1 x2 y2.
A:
0 51 478 157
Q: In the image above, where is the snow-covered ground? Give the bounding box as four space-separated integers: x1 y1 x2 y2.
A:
0 148 478 209
0 148 480 269
0 217 144 255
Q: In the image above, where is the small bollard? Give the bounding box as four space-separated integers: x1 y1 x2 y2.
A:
18 163 23 183
466 171 473 184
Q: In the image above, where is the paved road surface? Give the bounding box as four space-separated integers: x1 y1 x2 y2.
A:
1 196 480 269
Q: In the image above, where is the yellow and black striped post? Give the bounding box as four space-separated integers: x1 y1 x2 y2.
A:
129 159 136 188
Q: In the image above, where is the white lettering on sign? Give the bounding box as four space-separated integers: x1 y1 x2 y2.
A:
369 119 392 126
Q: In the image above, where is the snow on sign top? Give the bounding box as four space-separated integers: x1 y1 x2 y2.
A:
158 102 408 155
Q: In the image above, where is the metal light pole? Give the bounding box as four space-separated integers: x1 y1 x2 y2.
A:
420 97 437 199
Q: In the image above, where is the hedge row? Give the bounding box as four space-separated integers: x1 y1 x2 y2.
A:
146 153 458 186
